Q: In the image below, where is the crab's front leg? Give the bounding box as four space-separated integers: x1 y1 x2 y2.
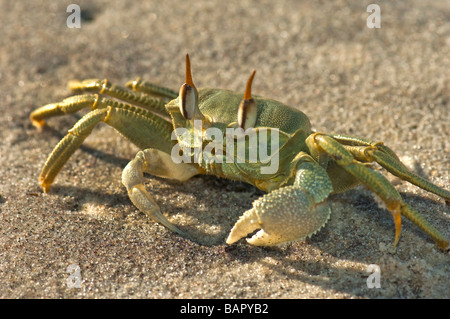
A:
122 148 200 237
227 155 334 246
122 149 199 237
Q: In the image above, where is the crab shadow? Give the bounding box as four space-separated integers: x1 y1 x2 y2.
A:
40 124 131 168
51 184 130 212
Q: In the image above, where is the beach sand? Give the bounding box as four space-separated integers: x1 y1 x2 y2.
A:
0 0 448 298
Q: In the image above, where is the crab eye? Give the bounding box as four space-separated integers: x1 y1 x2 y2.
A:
237 70 257 130
179 54 199 120
179 83 198 120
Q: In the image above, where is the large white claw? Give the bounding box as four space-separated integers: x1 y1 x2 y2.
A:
226 185 331 246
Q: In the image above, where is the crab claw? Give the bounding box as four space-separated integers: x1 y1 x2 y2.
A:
226 185 331 246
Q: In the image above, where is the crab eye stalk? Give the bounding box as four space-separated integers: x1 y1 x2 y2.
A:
179 54 202 120
237 70 257 130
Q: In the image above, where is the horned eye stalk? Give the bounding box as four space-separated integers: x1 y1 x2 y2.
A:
179 54 203 120
237 70 257 130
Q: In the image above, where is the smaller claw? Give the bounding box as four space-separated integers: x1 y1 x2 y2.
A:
122 150 188 238
226 185 331 246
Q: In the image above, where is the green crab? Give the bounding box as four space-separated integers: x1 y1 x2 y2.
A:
30 54 449 250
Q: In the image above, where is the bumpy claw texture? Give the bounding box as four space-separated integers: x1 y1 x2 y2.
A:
226 185 331 246
226 159 335 246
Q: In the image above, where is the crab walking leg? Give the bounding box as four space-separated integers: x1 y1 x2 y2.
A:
68 79 170 116
30 94 98 128
309 133 448 249
122 149 199 237
227 158 334 246
38 107 108 192
30 91 167 129
400 202 448 250
37 97 175 192
330 134 450 201
369 150 450 201
326 134 398 157
125 77 178 100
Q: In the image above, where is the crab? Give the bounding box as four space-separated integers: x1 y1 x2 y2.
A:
30 54 449 250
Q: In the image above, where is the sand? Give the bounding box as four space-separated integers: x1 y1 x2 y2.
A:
0 0 448 298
